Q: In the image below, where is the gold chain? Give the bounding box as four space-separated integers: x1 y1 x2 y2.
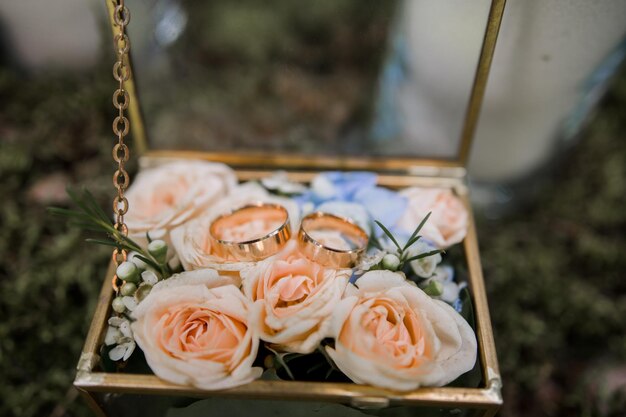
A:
111 0 131 293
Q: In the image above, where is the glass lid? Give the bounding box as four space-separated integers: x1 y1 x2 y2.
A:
110 0 504 169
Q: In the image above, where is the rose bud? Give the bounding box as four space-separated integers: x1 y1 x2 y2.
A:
148 240 168 264
120 282 137 297
112 296 126 313
116 261 139 283
382 253 400 271
128 251 148 270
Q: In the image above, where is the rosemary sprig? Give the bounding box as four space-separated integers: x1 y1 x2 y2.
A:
48 188 169 278
373 212 443 271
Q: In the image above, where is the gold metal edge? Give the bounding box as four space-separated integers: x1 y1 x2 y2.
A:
143 150 465 174
461 194 503 407
76 262 115 375
140 153 467 183
105 0 148 155
458 0 507 166
74 373 499 408
74 263 116 415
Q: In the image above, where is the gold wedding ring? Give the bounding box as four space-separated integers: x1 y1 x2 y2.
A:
298 212 369 268
209 203 292 261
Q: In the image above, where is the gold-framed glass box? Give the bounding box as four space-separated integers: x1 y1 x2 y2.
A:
75 0 505 415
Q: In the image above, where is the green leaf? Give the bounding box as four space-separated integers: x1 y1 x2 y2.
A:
403 212 432 251
266 346 295 381
316 345 342 379
85 238 120 249
403 249 442 264
83 188 112 223
68 221 108 233
374 220 401 251
304 361 326 375
66 187 97 218
403 234 422 251
47 207 91 220
134 254 162 272
120 235 149 255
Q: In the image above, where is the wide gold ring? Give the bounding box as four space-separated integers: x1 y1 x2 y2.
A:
298 212 369 268
209 203 292 261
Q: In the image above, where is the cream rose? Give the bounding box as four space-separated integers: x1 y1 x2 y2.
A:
170 182 300 272
396 187 468 248
326 270 476 390
241 242 351 354
131 269 261 390
125 160 237 242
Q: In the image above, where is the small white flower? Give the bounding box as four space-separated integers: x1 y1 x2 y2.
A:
408 241 442 278
118 320 133 338
104 326 122 346
109 340 136 362
135 284 153 302
128 251 148 270
105 316 137 361
141 270 159 286
382 254 401 271
122 296 138 312
422 266 466 304
116 261 139 283
261 171 307 195
148 240 168 263
108 317 125 327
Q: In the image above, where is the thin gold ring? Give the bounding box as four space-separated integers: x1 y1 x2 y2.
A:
209 203 291 261
298 212 368 268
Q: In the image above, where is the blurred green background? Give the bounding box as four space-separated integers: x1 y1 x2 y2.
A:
1 1 625 416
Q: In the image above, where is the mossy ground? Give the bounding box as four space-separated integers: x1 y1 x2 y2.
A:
1 53 625 417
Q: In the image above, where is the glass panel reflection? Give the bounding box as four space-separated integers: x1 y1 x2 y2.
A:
125 0 488 160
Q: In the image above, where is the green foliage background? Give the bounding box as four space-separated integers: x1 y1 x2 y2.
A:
0 3 625 414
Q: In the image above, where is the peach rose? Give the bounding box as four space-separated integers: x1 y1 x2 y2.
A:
125 160 236 242
396 187 468 248
131 269 261 390
170 182 300 272
241 242 351 354
326 270 476 390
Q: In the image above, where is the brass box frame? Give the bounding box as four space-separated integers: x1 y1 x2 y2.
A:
75 1 506 415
